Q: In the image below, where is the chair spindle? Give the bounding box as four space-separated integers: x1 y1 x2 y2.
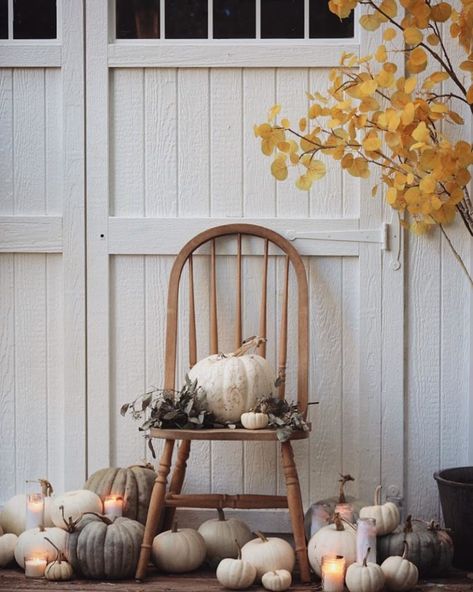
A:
278 256 290 399
210 238 218 354
188 255 197 368
258 239 269 358
235 234 242 350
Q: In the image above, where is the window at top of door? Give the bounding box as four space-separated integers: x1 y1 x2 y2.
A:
0 0 57 40
115 0 354 40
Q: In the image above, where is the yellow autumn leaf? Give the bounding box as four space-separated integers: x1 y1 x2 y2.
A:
383 28 397 41
419 175 437 193
409 47 427 66
306 159 327 181
460 60 473 72
404 27 423 45
341 153 354 169
363 134 382 152
467 84 473 105
281 118 290 128
359 13 381 31
348 157 370 178
411 221 429 235
371 185 379 197
268 104 281 122
380 0 398 18
299 117 307 132
412 121 429 143
426 33 440 45
261 138 275 156
277 141 291 153
448 111 464 124
271 156 288 181
359 79 378 96
404 77 417 94
386 187 398 204
296 174 312 191
375 44 387 63
431 2 452 22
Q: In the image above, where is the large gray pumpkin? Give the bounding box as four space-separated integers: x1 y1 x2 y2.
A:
84 465 155 525
377 515 453 576
66 513 144 579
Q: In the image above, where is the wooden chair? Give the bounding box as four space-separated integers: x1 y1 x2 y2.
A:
135 223 311 583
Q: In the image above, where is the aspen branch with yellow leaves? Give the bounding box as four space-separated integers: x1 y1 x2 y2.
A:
254 0 473 285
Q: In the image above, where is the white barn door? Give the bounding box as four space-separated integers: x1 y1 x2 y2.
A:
85 1 404 528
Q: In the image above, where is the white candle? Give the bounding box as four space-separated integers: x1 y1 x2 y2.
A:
322 555 345 592
25 556 47 578
26 493 44 530
356 518 377 563
103 496 123 518
334 502 354 523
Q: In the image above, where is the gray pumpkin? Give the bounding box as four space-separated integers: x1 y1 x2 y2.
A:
84 465 155 525
66 513 144 579
377 515 453 576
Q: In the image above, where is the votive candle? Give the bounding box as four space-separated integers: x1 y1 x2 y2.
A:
334 502 354 523
322 555 345 592
356 517 377 563
24 556 47 578
26 493 44 529
103 496 123 518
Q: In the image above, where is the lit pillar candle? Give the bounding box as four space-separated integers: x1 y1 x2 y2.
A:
24 556 47 578
103 496 123 518
356 518 377 563
322 555 346 592
26 493 44 529
334 502 354 523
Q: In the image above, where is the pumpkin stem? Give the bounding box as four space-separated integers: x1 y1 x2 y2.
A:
402 540 409 560
172 520 179 533
82 511 114 526
333 513 345 532
230 336 266 358
362 547 370 567
128 462 154 470
338 474 355 503
217 508 226 522
255 530 269 543
374 485 382 505
26 479 54 497
44 537 64 564
60 505 83 532
403 515 413 534
235 539 242 560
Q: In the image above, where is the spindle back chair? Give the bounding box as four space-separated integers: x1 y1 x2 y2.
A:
135 224 311 583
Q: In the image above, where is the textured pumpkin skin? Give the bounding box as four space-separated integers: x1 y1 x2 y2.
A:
84 465 155 525
45 559 74 581
14 527 67 568
377 519 453 576
241 535 295 581
261 569 292 591
359 502 400 535
307 521 357 576
241 412 269 430
0 533 18 567
66 514 144 579
345 562 385 592
381 555 418 591
216 557 257 590
188 353 275 422
152 526 207 573
198 510 253 564
50 490 102 529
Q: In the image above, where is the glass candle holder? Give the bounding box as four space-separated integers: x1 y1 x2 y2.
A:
307 502 331 537
322 555 346 592
103 496 123 518
356 517 377 563
24 554 47 578
26 493 44 529
334 502 354 523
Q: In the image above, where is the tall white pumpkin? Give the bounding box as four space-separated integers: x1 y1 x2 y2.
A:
188 338 275 423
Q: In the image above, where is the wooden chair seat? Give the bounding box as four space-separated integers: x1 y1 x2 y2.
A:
150 426 311 441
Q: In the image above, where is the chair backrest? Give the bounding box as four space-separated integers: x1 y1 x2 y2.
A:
163 223 309 417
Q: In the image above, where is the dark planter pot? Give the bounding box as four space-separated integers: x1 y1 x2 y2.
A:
434 467 473 569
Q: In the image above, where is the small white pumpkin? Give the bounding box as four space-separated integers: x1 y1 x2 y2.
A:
308 512 356 576
152 521 206 573
216 541 257 590
14 525 67 568
381 541 419 591
346 547 385 592
44 536 74 581
241 531 295 581
0 480 55 535
49 490 102 530
0 533 18 567
188 337 275 423
241 412 269 430
262 569 292 591
359 485 400 535
198 508 253 564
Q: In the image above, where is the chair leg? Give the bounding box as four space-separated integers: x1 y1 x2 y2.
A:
281 441 311 583
161 440 191 531
135 439 175 582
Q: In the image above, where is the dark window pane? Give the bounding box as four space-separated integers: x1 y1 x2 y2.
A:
0 0 7 38
13 0 56 39
165 0 207 39
213 0 255 39
261 0 303 38
116 0 159 39
310 0 354 38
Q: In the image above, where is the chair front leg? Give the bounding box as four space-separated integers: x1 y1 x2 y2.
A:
135 439 175 581
162 439 191 531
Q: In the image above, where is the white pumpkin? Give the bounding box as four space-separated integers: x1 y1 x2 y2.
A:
346 548 385 592
381 541 419 591
152 521 206 573
44 535 74 581
49 490 102 530
188 337 275 422
0 533 18 567
241 412 269 430
216 544 257 590
308 513 356 576
14 525 67 568
262 569 292 591
359 485 400 535
0 480 55 535
241 531 295 581
198 508 253 563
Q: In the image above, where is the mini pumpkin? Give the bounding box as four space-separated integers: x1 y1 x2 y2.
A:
50 490 103 530
0 533 17 567
262 569 292 591
241 412 269 430
241 531 295 581
307 512 357 576
216 540 257 590
359 485 400 535
0 480 55 535
198 508 253 565
152 521 206 573
381 541 419 591
346 547 385 592
14 525 67 568
44 536 74 582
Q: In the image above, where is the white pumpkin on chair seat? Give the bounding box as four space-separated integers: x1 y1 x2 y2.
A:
188 337 275 423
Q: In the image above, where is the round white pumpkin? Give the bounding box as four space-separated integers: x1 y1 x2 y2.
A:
0 533 18 567
49 490 102 530
241 412 269 430
0 480 55 535
359 485 400 536
198 508 253 563
308 513 356 576
381 541 419 591
14 526 67 568
346 549 385 592
188 338 275 423
45 558 74 581
216 547 257 590
152 522 206 573
241 532 295 581
262 569 292 591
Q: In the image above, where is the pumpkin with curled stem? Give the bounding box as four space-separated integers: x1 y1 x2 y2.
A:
359 485 400 535
381 541 419 591
346 547 385 592
152 521 206 573
198 508 253 565
44 537 74 581
241 531 295 581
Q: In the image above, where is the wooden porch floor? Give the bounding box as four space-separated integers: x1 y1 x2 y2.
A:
1 567 473 592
